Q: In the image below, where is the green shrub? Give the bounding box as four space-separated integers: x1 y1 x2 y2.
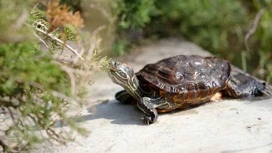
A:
118 0 156 29
0 0 35 43
113 0 248 57
243 0 272 82
0 43 72 151
157 0 247 54
113 0 272 83
111 0 156 55
0 0 107 152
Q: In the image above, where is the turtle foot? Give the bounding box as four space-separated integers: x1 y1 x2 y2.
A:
227 77 272 97
142 115 155 125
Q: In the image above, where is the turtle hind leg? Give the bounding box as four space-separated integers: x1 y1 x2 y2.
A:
225 76 272 98
115 90 136 104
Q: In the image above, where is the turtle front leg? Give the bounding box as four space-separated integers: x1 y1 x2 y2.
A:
137 97 168 125
115 90 135 104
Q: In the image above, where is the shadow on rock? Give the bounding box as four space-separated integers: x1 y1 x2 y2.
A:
87 100 145 125
55 100 145 127
53 96 272 128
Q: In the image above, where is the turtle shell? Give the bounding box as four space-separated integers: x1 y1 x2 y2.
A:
136 55 231 108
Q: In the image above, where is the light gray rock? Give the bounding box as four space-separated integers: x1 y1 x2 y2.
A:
33 38 272 153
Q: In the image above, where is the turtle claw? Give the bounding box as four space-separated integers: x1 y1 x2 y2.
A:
142 116 153 125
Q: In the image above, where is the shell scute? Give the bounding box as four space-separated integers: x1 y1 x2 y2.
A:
136 55 231 102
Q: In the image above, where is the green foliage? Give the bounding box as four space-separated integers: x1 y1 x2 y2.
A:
157 0 247 54
113 39 129 56
111 0 156 55
113 0 247 57
244 0 272 82
0 43 73 152
0 43 70 95
0 0 36 42
113 0 272 83
0 0 107 152
118 0 156 29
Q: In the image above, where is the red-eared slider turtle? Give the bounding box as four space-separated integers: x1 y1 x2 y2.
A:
108 55 271 125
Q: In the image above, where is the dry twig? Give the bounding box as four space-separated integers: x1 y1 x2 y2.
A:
244 9 265 51
35 26 84 60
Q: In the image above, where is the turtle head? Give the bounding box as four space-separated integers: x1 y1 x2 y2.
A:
108 61 135 84
108 61 140 95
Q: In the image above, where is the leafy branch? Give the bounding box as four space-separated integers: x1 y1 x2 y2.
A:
0 0 108 152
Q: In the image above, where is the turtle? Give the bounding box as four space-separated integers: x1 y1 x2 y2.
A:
107 55 271 125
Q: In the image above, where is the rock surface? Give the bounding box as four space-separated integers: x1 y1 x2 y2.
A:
33 38 272 153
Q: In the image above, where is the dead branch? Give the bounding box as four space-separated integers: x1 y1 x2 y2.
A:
86 25 105 60
34 32 50 49
244 9 265 51
35 26 84 60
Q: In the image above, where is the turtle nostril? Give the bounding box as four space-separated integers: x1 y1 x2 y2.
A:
109 61 115 66
109 61 118 71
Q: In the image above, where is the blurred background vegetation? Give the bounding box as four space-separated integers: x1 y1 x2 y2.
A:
77 0 272 82
1 0 272 152
109 0 272 83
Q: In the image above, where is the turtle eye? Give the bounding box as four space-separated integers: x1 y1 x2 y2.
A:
118 70 127 78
